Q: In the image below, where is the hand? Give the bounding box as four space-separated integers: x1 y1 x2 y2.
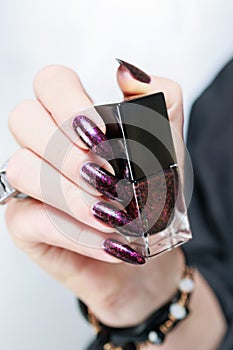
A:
4 64 227 349
5 63 185 328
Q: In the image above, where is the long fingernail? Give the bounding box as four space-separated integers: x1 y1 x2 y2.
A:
103 239 145 265
116 58 151 84
92 201 143 237
81 162 133 202
81 162 118 200
72 115 113 159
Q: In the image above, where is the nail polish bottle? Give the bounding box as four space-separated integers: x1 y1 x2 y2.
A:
83 93 192 258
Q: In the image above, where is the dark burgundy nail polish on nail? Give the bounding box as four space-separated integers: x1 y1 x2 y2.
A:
92 168 178 238
81 162 133 203
116 58 151 84
81 163 118 199
92 201 142 237
72 115 114 159
103 239 145 265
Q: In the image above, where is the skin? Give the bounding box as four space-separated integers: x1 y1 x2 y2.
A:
5 65 227 349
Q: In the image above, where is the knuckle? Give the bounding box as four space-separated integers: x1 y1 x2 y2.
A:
4 201 24 242
6 149 29 191
5 199 40 246
62 144 86 182
169 80 183 103
4 200 25 244
175 83 183 99
33 64 80 91
8 99 36 135
174 83 183 105
166 80 184 125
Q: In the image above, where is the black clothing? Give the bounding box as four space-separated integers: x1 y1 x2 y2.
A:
184 58 233 349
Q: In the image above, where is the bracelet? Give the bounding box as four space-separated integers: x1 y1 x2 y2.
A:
79 265 194 350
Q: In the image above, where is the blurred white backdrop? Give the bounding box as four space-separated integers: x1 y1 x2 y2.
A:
0 0 233 349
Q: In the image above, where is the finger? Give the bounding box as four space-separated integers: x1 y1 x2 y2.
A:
116 61 185 178
33 65 105 148
8 99 112 196
5 197 118 263
6 148 150 244
6 148 114 234
116 62 184 136
34 65 92 122
5 199 146 308
6 198 144 273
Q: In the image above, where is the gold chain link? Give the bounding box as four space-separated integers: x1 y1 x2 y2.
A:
103 342 149 350
103 343 122 350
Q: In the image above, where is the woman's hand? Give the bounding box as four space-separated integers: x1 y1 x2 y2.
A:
4 63 226 349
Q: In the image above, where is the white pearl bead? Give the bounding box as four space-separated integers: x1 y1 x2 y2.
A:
169 303 187 320
179 278 194 293
148 330 159 343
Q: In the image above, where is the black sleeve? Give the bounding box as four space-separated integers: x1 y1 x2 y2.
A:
183 58 233 348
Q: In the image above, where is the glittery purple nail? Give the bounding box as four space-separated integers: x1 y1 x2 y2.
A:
72 115 114 159
92 201 144 237
92 167 178 237
80 162 133 203
116 58 151 84
103 239 145 265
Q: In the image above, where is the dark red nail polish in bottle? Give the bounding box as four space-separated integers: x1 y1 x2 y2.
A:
91 93 192 258
73 93 192 258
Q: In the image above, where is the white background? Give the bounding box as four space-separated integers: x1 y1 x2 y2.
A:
0 1 233 349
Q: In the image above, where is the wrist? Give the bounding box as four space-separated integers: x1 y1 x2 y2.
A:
80 256 194 349
121 248 185 327
85 248 185 328
141 248 185 313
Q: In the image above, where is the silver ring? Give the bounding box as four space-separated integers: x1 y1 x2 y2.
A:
0 160 28 205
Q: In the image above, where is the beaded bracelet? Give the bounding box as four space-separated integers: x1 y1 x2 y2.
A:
79 265 194 350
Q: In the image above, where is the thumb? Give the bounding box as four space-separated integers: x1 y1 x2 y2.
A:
116 59 184 137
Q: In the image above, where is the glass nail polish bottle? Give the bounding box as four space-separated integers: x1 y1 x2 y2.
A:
82 93 193 258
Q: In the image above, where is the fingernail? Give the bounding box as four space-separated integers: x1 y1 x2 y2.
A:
81 162 118 199
81 162 134 202
103 239 145 265
92 201 143 237
116 58 151 84
72 115 113 159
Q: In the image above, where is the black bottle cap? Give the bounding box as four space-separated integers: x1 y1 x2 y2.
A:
95 93 177 181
